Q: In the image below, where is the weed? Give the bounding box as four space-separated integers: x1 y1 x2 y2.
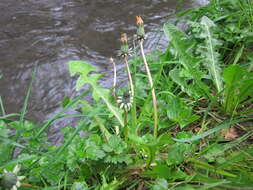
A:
1 0 253 189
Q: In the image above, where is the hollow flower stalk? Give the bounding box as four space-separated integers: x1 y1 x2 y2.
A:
110 57 117 100
117 33 134 112
120 33 134 97
135 16 158 137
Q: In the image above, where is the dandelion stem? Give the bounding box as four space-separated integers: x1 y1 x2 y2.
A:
110 57 117 100
124 57 134 97
124 109 128 141
131 38 138 131
123 57 132 141
0 96 6 116
139 41 158 138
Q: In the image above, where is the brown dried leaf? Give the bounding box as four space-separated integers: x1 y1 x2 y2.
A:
225 127 238 139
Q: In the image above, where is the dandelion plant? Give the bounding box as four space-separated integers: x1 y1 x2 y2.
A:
135 16 158 138
119 33 134 97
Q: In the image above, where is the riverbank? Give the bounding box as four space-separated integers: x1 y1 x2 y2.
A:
1 0 253 189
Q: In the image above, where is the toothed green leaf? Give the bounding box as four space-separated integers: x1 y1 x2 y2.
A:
166 96 200 128
199 16 223 92
164 22 210 98
68 60 124 126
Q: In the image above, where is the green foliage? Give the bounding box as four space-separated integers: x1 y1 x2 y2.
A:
68 60 124 126
151 178 168 190
223 64 253 114
199 16 223 92
84 135 106 161
0 121 12 164
166 96 200 128
71 182 89 190
96 175 124 190
1 0 253 189
169 67 202 98
102 136 132 164
163 22 210 99
167 143 191 165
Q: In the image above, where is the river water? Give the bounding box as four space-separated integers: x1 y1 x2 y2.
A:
0 0 208 133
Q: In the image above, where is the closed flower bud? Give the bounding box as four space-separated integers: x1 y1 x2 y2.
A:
119 33 130 58
135 16 146 41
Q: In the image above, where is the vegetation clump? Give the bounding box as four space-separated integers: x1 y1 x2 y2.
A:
0 0 253 189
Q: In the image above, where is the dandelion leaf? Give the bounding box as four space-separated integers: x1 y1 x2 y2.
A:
166 96 200 128
199 16 223 92
164 22 210 98
68 60 124 126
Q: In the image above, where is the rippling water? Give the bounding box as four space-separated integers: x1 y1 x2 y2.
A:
0 0 208 125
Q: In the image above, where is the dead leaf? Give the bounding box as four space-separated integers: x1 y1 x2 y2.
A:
225 127 238 139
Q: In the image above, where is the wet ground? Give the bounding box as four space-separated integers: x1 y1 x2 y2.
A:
0 0 208 125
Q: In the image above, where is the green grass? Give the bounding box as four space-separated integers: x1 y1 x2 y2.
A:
1 0 253 189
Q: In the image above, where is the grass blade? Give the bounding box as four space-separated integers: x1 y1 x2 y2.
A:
173 118 253 143
20 66 37 124
0 113 21 120
35 89 91 139
52 106 101 164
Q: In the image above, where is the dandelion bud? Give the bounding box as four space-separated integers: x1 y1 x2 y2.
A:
120 33 128 43
119 33 129 58
135 16 144 26
135 16 146 41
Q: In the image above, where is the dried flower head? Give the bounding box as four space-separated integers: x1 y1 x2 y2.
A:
120 33 128 43
119 33 130 58
135 16 146 41
135 16 144 26
117 91 133 112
